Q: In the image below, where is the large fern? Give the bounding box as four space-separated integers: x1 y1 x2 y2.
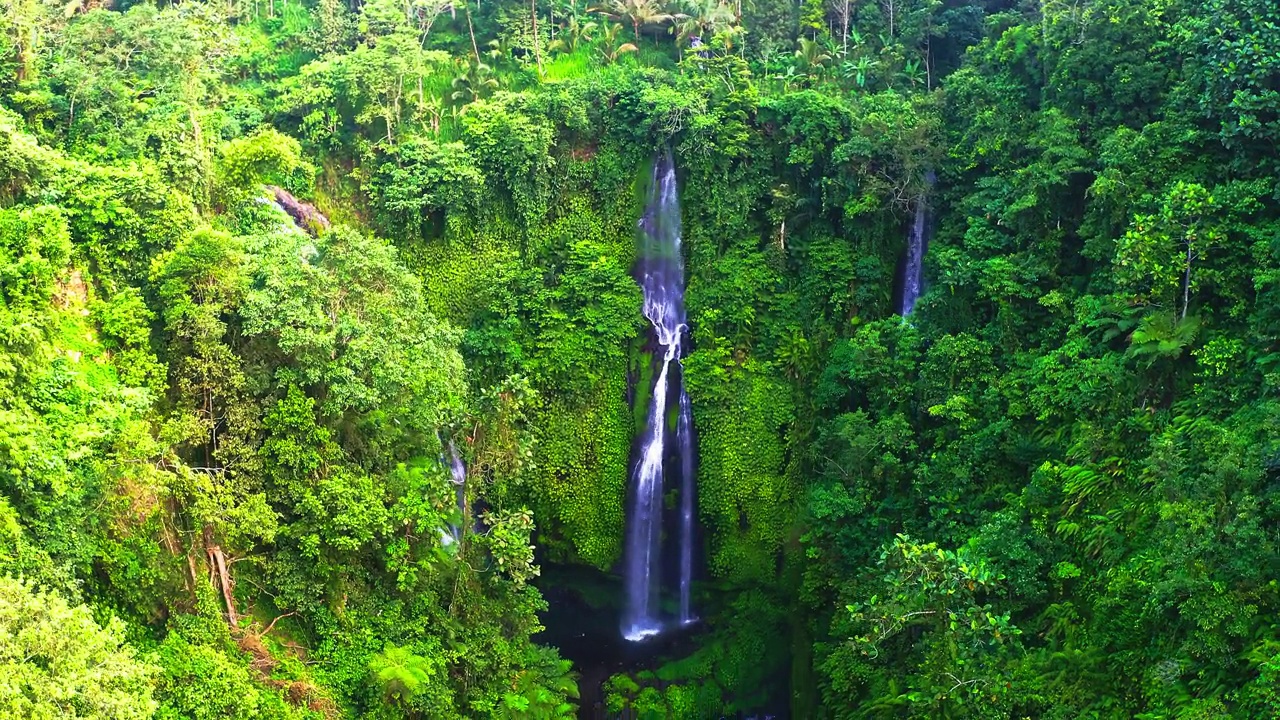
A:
369 644 435 708
1127 311 1200 366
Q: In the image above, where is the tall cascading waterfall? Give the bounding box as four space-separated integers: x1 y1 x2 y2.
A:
622 154 698 641
897 172 935 317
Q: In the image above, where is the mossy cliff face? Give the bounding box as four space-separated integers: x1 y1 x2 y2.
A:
391 80 928 712
413 140 806 586
412 147 643 572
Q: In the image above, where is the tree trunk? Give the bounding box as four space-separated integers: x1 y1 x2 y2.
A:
467 7 481 63
186 551 200 596
15 44 29 84
531 0 542 74
204 526 239 628
841 0 849 57
161 496 196 595
926 35 932 89
1182 243 1192 320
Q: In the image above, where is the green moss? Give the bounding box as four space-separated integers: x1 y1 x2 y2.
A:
686 359 796 582
630 339 655 434
51 299 121 393
528 369 633 568
413 222 522 325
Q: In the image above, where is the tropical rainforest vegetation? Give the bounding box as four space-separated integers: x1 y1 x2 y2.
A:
1 0 1279 716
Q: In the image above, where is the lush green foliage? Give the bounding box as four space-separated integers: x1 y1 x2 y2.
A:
0 577 158 719
2 0 1280 716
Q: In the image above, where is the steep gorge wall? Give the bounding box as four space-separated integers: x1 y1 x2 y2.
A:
395 83 924 590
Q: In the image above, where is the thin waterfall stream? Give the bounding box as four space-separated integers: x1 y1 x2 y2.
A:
438 438 468 546
898 200 927 317
898 172 935 317
447 440 467 543
622 153 697 642
676 391 695 626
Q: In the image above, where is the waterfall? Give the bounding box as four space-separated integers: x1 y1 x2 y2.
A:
898 173 935 317
443 440 467 545
676 391 696 626
898 200 927 317
623 154 697 641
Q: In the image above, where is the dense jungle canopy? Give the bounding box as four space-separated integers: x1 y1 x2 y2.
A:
1 0 1279 716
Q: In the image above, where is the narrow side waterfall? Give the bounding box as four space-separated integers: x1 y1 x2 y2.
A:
898 199 927 317
444 440 467 545
676 391 696 625
623 154 697 641
898 173 935 317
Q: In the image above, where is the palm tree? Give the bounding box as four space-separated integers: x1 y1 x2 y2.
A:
840 54 877 88
451 61 500 104
550 15 598 54
590 0 672 47
671 0 735 54
597 22 639 63
794 37 832 77
900 57 925 88
369 644 435 711
486 37 514 66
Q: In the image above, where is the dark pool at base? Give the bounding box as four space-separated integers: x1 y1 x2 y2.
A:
534 563 709 719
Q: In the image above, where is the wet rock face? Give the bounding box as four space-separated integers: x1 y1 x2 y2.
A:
267 185 330 235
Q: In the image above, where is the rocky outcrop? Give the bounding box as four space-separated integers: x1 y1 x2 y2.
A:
267 186 330 235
